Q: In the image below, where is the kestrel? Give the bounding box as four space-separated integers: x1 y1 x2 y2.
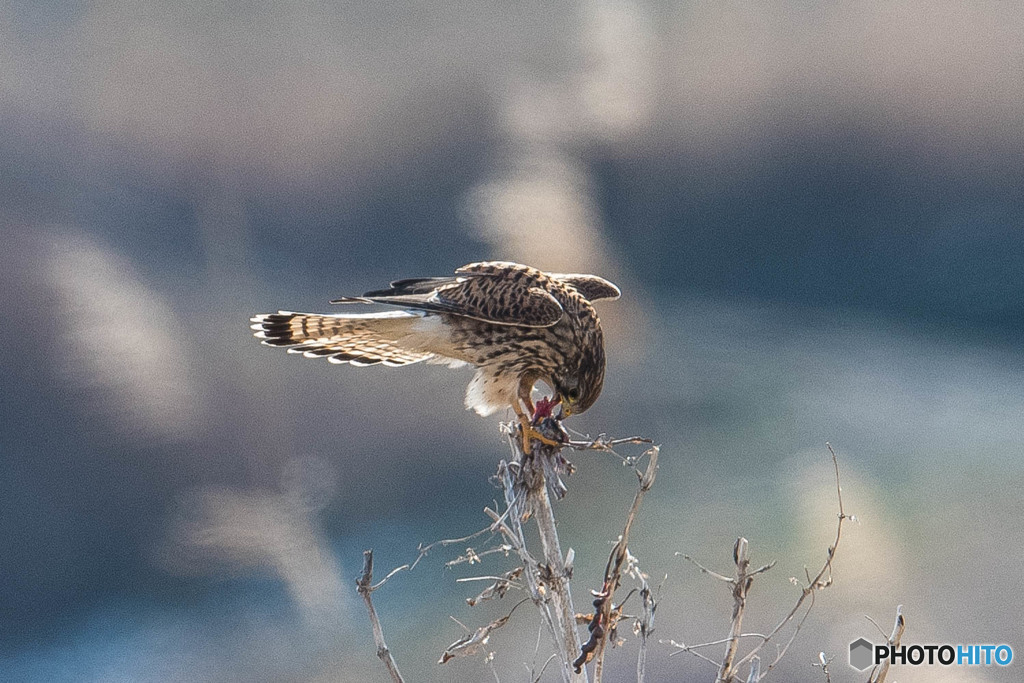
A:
250 261 619 446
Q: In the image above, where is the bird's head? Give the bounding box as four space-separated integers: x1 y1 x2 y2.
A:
552 357 605 418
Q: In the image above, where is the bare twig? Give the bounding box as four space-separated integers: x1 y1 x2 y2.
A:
464 567 525 606
499 417 588 683
436 593 528 663
359 413 652 682
356 550 405 683
744 445 846 677
634 573 660 683
716 537 753 682
813 651 833 682
666 639 723 667
676 553 743 583
371 525 498 590
867 606 905 683
668 634 771 654
566 434 654 451
439 597 531 664
745 657 761 683
673 444 848 682
533 653 561 683
575 446 660 681
447 544 513 568
863 614 890 640
734 444 846 679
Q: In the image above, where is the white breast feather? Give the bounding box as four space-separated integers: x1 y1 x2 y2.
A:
464 368 517 416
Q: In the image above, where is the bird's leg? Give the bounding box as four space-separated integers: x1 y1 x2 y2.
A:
523 396 536 419
514 399 563 451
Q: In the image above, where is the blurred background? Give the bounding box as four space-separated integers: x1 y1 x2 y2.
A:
2 1 1022 681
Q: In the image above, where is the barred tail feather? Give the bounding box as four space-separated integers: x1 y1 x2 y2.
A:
250 311 436 367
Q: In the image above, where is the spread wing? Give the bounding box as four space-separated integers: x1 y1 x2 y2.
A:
332 262 564 327
549 273 621 301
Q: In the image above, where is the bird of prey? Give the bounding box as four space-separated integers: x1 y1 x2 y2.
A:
250 261 620 447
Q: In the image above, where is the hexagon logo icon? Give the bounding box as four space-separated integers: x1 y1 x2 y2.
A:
849 638 874 670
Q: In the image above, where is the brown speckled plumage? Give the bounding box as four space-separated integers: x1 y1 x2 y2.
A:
250 261 619 418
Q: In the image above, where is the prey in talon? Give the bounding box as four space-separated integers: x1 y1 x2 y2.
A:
250 261 619 448
532 396 562 421
518 395 569 451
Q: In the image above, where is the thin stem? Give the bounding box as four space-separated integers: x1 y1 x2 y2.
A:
497 445 587 683
533 473 585 680
579 446 659 681
717 537 752 683
356 550 405 683
734 444 848 677
868 606 905 683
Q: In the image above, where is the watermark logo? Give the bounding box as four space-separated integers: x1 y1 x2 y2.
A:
849 640 1013 671
848 638 873 670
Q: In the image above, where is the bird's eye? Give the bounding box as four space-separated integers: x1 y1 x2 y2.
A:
566 388 580 401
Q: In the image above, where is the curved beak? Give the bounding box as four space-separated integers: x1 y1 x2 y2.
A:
559 395 575 418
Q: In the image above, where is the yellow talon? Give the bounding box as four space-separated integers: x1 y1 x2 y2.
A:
518 416 563 451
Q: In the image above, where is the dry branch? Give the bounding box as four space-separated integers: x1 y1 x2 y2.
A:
370 526 499 591
464 567 525 606
494 416 588 683
867 606 905 683
813 651 833 682
439 597 531 664
717 537 753 682
357 412 653 682
670 444 848 682
356 550 405 683
634 573 659 683
574 446 660 681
